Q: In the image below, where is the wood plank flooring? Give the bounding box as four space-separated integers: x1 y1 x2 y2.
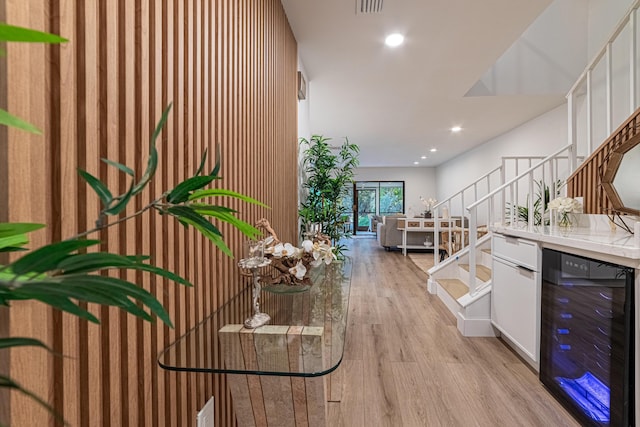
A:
328 238 580 427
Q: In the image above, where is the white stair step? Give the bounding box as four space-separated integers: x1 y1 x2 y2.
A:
459 264 491 282
437 278 468 300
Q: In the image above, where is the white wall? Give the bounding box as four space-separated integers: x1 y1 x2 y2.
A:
435 104 567 200
354 167 437 215
297 61 311 211
467 0 588 97
587 0 635 59
297 67 311 141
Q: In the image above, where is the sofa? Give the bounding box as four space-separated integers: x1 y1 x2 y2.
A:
377 215 432 251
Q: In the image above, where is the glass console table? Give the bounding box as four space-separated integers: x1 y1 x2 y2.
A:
158 259 352 426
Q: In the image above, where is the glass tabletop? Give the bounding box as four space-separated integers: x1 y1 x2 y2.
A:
157 259 352 377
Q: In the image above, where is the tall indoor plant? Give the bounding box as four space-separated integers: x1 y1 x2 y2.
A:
299 135 359 258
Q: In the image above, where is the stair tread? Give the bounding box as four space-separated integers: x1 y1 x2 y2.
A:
459 264 492 282
481 248 492 254
437 278 469 300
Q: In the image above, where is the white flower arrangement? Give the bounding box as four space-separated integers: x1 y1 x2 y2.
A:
420 196 437 211
548 196 582 214
548 197 582 227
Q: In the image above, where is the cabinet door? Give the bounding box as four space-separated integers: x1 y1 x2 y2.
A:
491 257 539 361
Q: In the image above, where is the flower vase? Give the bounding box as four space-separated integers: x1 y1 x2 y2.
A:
558 212 574 228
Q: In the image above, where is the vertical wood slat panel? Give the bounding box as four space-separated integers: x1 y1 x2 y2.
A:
4 1 53 426
568 107 640 213
3 0 297 425
57 0 80 424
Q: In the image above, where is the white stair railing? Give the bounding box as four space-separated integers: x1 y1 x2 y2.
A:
568 0 640 160
465 144 574 296
431 166 501 268
430 154 566 269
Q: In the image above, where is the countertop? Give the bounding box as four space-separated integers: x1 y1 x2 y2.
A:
491 214 640 263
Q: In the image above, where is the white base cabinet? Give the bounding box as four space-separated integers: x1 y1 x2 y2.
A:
491 235 541 366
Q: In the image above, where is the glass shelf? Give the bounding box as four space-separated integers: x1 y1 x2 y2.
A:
157 259 352 377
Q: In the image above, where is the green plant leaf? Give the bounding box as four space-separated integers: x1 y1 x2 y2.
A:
11 279 152 324
127 264 192 287
52 278 153 321
167 175 215 204
57 252 137 273
0 246 28 253
10 239 100 274
0 234 28 251
188 188 269 208
0 374 69 426
167 207 233 257
195 148 208 176
132 104 172 195
190 204 237 214
78 168 113 207
0 223 45 238
57 275 172 326
166 206 222 237
102 158 134 176
181 218 233 258
103 180 135 216
210 143 221 177
0 108 41 134
56 252 191 287
203 211 261 240
0 337 51 352
0 23 67 43
9 289 100 323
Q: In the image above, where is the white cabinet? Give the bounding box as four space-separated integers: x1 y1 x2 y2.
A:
491 235 541 365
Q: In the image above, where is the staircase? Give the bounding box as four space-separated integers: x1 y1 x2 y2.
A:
428 146 575 336
427 0 640 337
429 238 494 336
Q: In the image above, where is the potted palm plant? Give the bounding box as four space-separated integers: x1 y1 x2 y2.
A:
298 135 359 258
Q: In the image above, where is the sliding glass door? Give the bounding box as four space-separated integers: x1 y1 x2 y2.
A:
350 181 404 234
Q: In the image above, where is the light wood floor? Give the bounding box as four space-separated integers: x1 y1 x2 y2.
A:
327 237 581 427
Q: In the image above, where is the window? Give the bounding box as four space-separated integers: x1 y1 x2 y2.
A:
345 181 405 232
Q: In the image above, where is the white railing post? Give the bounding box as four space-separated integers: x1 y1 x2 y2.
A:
631 8 638 113
606 42 613 136
586 70 593 154
433 207 440 267
468 207 477 296
567 92 578 172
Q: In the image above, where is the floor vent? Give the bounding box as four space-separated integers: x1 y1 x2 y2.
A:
356 0 383 14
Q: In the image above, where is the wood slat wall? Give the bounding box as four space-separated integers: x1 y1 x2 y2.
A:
567 107 640 214
0 0 298 425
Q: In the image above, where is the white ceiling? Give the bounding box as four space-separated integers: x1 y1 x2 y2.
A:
280 0 589 168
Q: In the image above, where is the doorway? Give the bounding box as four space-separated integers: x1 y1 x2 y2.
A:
355 188 376 232
350 181 405 235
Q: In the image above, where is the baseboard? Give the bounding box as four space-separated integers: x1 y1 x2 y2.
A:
456 312 497 337
427 277 437 294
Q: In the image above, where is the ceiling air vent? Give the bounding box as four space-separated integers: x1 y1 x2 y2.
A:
356 0 383 14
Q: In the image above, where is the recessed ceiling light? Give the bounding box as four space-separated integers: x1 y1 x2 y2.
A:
421 156 427 159
413 161 419 165
430 148 437 152
451 126 462 133
385 33 404 47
